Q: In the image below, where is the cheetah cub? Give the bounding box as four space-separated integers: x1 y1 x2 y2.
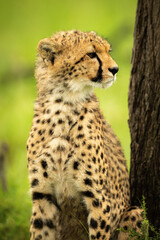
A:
27 30 142 240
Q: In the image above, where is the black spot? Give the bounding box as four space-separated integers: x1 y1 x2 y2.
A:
77 134 84 139
66 136 70 141
103 205 110 214
49 129 53 135
47 119 51 123
91 235 96 240
43 172 48 178
68 153 72 158
41 160 47 169
80 115 84 120
75 144 80 148
55 98 62 103
88 145 92 150
101 153 104 159
112 214 117 222
32 192 53 203
131 216 136 221
84 108 88 113
45 152 51 157
81 152 86 156
33 218 43 229
90 218 98 229
85 170 92 176
127 206 137 212
58 119 63 124
32 192 44 200
84 178 92 186
31 179 39 187
137 221 142 229
36 235 42 240
44 231 49 236
124 216 129 221
92 199 99 207
78 126 83 131
36 119 40 123
92 157 96 163
45 219 55 229
81 191 95 198
33 151 36 155
73 161 79 170
123 225 128 231
100 179 103 185
100 220 106 229
55 110 61 115
105 225 110 233
97 232 101 239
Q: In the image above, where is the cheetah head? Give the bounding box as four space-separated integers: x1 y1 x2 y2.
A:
36 30 118 97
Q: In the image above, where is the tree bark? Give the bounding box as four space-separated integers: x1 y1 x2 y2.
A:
128 0 160 230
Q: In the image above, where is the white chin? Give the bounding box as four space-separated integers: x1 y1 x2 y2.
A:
102 80 114 89
92 76 116 89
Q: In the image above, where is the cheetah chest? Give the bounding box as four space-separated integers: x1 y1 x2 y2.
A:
48 136 79 205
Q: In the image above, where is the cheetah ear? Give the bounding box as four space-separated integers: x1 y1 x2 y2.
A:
38 38 57 65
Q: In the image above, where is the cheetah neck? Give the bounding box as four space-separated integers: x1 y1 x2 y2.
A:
37 82 94 105
33 91 99 140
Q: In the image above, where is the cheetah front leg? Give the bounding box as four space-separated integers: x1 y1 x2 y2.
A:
28 157 59 240
82 191 112 240
30 194 58 240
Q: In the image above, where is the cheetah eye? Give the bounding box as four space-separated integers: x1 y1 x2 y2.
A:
86 52 97 59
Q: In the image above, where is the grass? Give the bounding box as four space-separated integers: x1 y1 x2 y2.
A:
0 0 137 239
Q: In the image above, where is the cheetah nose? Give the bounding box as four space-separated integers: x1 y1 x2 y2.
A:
108 67 119 76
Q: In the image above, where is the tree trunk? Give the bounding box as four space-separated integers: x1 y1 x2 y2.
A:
128 0 160 230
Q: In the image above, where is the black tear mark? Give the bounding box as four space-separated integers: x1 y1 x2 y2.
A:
91 54 103 82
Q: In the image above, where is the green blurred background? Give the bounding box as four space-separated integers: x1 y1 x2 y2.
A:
0 0 137 239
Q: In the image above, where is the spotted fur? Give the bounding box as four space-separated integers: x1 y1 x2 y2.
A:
27 30 142 240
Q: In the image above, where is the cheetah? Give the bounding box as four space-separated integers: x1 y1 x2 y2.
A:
27 30 142 240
